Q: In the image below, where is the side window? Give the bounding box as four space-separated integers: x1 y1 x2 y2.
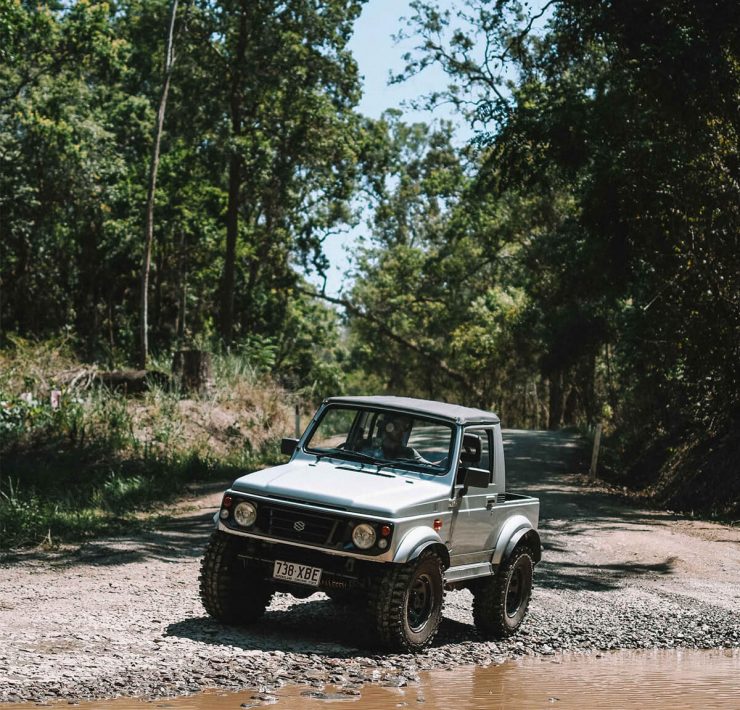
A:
465 427 493 484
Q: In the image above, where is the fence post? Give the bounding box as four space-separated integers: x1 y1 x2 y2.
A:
294 404 301 439
589 422 603 478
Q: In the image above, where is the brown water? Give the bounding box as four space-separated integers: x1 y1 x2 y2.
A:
12 649 740 709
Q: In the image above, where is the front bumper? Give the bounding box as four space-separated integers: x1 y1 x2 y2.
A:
229 535 387 592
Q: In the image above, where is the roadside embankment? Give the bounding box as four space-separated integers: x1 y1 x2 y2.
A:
0 340 297 548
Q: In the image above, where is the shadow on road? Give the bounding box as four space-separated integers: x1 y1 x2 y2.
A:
0 509 215 568
504 429 684 592
165 599 482 656
505 429 680 526
536 557 679 592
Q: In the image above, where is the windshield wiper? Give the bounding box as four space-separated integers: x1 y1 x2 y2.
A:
316 448 380 465
377 457 441 473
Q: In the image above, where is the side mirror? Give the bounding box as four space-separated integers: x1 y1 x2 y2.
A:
460 432 482 465
281 437 298 456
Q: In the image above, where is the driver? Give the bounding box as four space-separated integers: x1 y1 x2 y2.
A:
363 415 425 462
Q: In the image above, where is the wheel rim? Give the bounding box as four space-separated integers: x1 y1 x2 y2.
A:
407 573 434 632
506 565 524 617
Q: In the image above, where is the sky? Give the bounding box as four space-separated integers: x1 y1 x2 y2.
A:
349 0 460 124
305 0 464 297
305 1 552 297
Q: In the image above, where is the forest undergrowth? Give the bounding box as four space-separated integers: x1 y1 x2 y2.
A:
0 339 297 549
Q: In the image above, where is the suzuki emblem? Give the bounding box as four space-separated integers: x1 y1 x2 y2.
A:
293 520 306 532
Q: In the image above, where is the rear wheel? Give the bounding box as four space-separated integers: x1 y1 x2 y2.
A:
472 547 533 639
199 531 272 624
368 552 444 651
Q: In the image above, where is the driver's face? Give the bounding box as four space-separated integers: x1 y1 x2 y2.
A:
383 419 408 446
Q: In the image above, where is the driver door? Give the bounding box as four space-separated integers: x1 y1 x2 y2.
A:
448 427 498 566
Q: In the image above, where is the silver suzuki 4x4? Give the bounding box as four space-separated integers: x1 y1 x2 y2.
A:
199 395 541 651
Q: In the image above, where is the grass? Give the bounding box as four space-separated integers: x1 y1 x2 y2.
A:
0 339 296 549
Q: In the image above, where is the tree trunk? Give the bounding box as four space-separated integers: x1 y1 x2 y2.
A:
172 349 213 395
176 228 187 341
547 370 566 430
76 220 100 361
219 1 249 347
139 0 179 369
563 385 578 426
220 152 241 346
532 379 541 430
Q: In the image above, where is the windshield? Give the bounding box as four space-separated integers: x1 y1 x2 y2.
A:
304 405 455 475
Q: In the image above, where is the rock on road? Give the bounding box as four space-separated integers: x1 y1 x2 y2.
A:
1 430 738 703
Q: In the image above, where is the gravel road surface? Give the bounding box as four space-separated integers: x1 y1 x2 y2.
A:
1 430 738 704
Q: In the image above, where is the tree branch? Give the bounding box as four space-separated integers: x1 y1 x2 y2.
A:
295 286 482 398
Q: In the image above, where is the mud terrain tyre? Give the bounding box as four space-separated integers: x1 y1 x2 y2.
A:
472 547 533 639
199 531 272 624
368 552 444 651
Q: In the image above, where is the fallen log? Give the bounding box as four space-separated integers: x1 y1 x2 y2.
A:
55 367 172 394
95 369 173 394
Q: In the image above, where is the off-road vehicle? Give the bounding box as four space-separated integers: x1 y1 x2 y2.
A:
200 396 541 651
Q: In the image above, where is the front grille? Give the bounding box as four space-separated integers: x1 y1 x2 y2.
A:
223 494 392 556
260 503 342 546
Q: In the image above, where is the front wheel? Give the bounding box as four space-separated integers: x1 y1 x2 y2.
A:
368 552 444 651
472 547 533 639
199 531 272 624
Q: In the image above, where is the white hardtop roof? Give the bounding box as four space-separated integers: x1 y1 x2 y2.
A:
324 395 500 425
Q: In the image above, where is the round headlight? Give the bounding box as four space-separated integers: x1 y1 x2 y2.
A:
352 523 376 549
233 500 257 527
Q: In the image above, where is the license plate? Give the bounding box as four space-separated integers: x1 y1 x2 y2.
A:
272 560 322 587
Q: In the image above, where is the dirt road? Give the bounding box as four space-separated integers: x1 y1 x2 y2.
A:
1 430 738 703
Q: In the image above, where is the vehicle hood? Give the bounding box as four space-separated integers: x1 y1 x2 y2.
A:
230 457 450 517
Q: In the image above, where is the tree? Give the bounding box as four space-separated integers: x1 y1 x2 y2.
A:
1 1 368 368
0 2 134 357
140 0 182 368
395 0 738 507
203 0 365 346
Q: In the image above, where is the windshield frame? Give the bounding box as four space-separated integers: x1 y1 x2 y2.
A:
302 404 458 477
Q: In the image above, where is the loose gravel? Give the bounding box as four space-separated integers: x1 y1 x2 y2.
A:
1 430 738 704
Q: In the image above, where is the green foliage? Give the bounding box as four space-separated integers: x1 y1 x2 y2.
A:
345 115 549 423
0 479 50 546
0 0 365 370
353 0 739 512
273 291 348 398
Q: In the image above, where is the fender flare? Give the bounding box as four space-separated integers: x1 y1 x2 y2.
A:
491 514 541 566
392 527 450 568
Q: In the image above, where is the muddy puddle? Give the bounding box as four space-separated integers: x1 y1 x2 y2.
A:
12 649 740 709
